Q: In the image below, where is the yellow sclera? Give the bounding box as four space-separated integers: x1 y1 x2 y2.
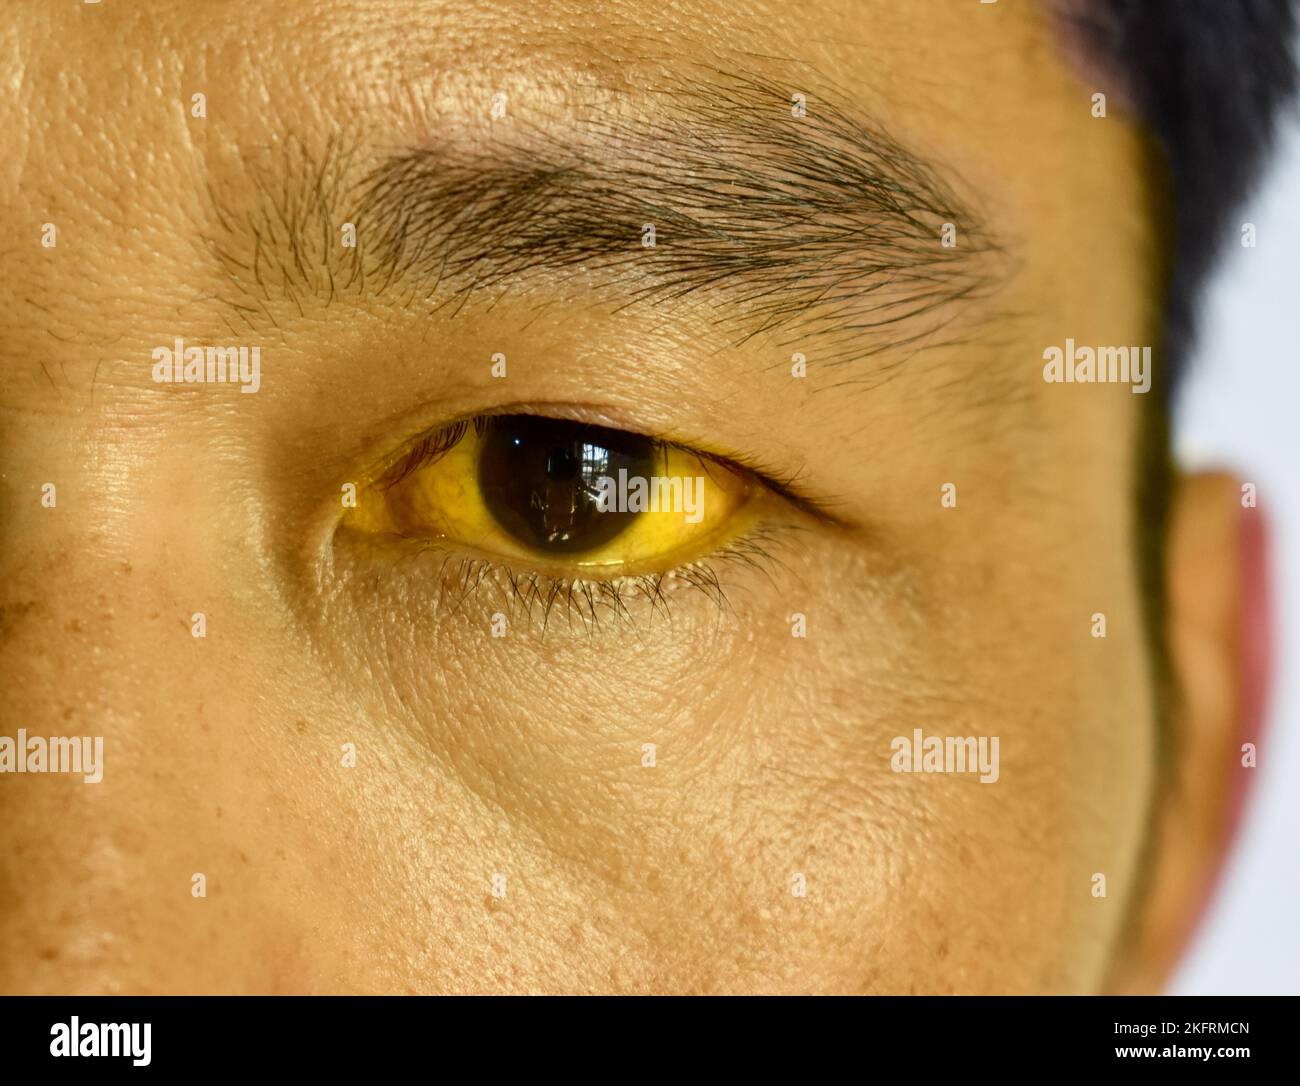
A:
346 423 754 577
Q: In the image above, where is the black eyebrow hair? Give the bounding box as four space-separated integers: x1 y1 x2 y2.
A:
206 71 1003 363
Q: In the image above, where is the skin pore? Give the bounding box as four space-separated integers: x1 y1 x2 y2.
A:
0 0 1246 993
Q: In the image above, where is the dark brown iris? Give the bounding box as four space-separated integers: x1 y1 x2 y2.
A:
477 415 657 553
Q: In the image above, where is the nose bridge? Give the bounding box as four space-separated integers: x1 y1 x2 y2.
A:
0 540 154 717
0 544 163 989
0 400 171 676
0 395 230 750
0 440 244 992
0 471 336 996
0 393 144 565
0 364 276 758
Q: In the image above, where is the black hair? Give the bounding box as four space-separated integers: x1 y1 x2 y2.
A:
1067 2 1298 985
1068 0 1299 397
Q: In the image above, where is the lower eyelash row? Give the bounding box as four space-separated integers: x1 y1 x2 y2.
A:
392 522 803 635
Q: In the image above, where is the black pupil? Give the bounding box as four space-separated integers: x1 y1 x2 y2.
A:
477 415 657 553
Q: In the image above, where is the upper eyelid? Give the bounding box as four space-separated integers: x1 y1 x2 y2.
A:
374 413 678 492
367 407 849 527
375 417 473 491
669 441 846 527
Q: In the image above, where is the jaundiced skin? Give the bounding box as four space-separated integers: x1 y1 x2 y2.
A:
0 0 1249 994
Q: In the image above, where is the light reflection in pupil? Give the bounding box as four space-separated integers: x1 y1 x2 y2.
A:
478 416 655 554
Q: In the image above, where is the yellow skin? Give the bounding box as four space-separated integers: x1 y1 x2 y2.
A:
0 0 1246 993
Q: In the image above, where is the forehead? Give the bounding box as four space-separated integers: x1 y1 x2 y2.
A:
6 0 1129 201
1 0 1156 488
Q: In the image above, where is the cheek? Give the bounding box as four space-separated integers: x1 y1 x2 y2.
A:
0 442 1153 994
859 535 1157 993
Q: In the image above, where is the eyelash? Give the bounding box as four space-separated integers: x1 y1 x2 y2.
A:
357 412 810 631
376 415 487 491
375 411 834 516
390 522 801 634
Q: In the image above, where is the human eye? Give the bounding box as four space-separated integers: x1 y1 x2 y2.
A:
336 410 804 624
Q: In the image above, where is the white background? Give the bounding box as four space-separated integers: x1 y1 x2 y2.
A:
1168 101 1300 995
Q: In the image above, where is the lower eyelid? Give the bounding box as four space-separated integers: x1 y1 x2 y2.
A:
340 495 766 580
330 516 807 629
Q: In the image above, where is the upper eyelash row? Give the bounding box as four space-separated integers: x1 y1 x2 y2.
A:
372 410 840 525
376 415 480 490
376 412 698 492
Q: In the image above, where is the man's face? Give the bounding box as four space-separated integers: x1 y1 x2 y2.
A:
0 0 1190 994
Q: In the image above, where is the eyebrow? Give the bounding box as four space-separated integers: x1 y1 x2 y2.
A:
206 71 1002 362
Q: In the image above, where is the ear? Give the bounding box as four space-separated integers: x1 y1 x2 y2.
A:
1111 471 1272 993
